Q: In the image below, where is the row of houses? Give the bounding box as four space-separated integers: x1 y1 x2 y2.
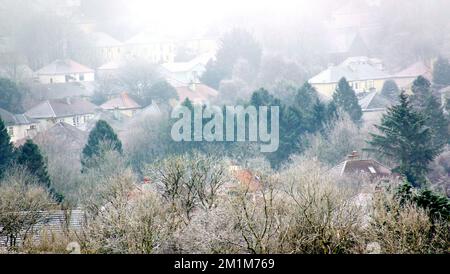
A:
86 30 218 66
0 93 139 143
309 56 433 99
1 83 219 144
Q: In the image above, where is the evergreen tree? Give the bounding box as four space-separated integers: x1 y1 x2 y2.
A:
82 120 122 168
293 82 322 132
367 92 443 187
331 78 363 123
0 117 15 178
410 76 432 111
17 139 63 202
433 57 450 86
381 79 400 102
311 98 327 133
0 78 23 113
423 94 450 146
294 82 319 113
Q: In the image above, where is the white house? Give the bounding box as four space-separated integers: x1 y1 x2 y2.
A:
160 52 214 85
123 32 175 64
0 108 39 143
35 59 95 84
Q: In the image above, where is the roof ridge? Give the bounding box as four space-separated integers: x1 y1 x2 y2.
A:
46 100 57 117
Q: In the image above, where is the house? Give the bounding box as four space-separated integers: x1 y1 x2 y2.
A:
171 82 219 105
0 208 84 248
0 108 39 143
88 32 123 63
160 61 205 86
309 56 390 98
179 38 219 56
123 32 175 64
329 151 393 181
100 92 142 117
34 59 95 84
391 61 433 93
160 52 214 85
25 98 98 130
31 122 88 155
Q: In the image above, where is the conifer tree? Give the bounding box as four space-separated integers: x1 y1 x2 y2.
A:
423 94 450 146
410 76 432 111
0 117 14 178
433 57 450 86
331 77 362 123
381 79 400 102
17 139 63 202
367 92 442 187
82 120 122 168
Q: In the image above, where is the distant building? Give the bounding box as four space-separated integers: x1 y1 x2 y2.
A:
309 56 390 98
0 108 39 143
25 98 98 130
329 151 394 181
123 32 175 64
100 92 142 117
31 122 88 154
391 61 433 93
35 59 95 84
160 61 205 86
88 32 123 63
178 38 219 56
171 82 219 105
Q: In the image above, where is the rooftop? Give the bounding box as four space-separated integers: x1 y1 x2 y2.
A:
174 83 219 105
0 108 38 126
100 93 141 110
35 59 94 75
25 98 98 119
309 56 389 84
329 152 392 178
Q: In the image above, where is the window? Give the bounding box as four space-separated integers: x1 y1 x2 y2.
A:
367 80 374 89
73 117 77 126
354 82 359 90
79 74 85 81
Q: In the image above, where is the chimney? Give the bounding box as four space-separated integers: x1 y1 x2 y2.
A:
347 151 359 160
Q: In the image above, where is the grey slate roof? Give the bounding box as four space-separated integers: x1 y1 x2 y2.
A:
358 91 393 111
0 209 85 248
0 108 38 126
330 159 392 178
309 57 390 84
25 98 98 119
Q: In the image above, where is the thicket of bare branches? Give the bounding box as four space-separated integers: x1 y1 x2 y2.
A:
5 153 449 254
0 167 54 248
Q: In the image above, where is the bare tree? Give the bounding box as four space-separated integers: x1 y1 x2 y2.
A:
0 167 54 248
